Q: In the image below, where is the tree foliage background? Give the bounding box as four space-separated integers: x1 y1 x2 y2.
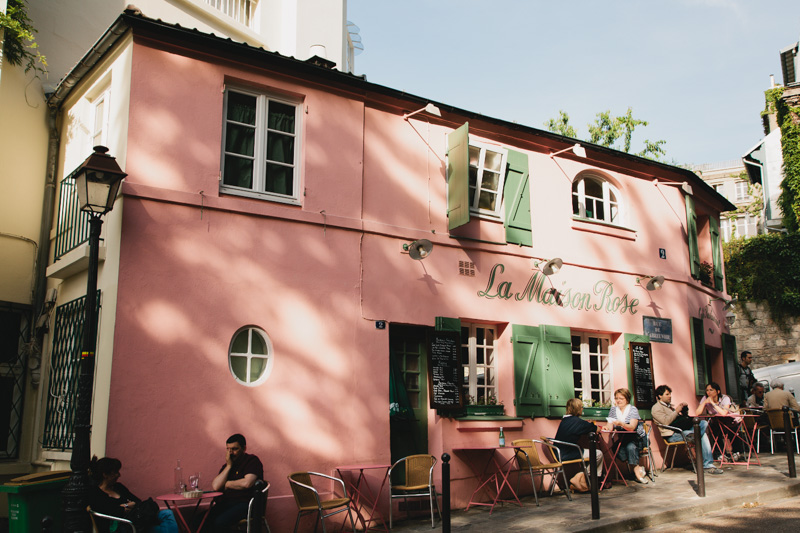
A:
1 0 46 75
723 233 800 323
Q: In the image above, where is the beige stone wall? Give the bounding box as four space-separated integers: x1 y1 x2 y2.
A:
730 301 800 369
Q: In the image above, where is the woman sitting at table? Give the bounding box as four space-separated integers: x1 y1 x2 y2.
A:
605 388 650 484
89 456 178 533
695 382 744 460
554 398 604 480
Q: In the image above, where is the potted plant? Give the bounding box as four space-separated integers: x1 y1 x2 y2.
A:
580 398 612 418
464 394 505 416
698 261 713 286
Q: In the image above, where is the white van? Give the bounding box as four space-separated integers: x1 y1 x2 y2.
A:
752 361 800 397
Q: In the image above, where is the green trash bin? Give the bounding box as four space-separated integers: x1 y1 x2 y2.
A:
0 471 70 533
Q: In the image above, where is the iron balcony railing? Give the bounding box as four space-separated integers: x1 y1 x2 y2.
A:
206 0 257 28
42 292 99 451
54 177 91 261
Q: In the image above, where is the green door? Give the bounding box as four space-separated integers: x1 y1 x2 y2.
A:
389 325 429 463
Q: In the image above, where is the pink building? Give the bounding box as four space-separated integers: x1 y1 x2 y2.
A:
34 10 737 531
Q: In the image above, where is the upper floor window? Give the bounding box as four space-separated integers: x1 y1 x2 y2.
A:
572 174 622 224
91 91 109 148
206 0 257 28
221 88 300 204
228 326 273 386
461 323 497 403
735 181 749 202
468 142 508 218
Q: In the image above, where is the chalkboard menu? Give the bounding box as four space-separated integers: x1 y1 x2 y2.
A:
629 341 656 409
427 331 463 409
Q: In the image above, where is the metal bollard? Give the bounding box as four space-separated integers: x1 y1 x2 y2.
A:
589 431 600 520
693 418 705 497
441 453 451 533
783 406 796 478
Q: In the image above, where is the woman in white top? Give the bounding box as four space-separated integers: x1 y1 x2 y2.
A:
605 388 649 483
695 381 743 460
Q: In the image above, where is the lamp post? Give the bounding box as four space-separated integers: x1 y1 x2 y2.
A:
61 146 126 532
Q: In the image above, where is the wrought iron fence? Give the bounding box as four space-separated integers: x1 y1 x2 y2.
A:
42 292 99 450
54 177 91 261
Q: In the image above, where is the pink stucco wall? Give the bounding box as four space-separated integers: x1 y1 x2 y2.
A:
96 34 734 530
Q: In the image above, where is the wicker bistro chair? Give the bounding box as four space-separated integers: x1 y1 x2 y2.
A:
509 439 541 506
655 423 696 473
288 472 355 533
536 437 579 501
88 506 136 533
388 454 440 529
766 408 800 454
235 480 271 533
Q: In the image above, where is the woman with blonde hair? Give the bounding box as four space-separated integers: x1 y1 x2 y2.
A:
605 388 649 483
553 398 603 484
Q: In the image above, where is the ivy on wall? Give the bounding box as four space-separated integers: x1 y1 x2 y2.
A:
763 86 800 233
723 232 800 324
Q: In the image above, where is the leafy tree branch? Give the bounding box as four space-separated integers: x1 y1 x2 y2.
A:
1 0 47 76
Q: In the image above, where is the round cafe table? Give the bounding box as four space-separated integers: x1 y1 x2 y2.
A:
156 491 221 533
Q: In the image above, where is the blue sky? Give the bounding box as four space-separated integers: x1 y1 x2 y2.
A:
347 0 800 166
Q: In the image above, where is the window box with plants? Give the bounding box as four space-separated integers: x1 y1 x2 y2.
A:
580 398 612 419
464 395 505 416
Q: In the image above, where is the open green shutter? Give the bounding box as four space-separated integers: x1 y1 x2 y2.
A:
710 217 723 290
503 149 533 247
541 325 573 417
435 316 461 332
690 317 707 395
722 333 739 403
685 195 700 279
512 325 545 417
447 123 470 231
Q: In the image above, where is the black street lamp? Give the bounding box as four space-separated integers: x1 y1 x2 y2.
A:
61 146 126 532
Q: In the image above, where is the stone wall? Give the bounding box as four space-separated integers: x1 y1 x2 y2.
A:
729 301 800 369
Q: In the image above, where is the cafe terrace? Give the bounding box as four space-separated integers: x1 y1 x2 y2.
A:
16 9 739 532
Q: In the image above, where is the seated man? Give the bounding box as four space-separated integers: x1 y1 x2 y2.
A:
202 433 264 532
651 385 722 474
764 379 800 425
746 382 766 408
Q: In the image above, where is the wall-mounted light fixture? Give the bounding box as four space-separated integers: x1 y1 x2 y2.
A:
403 239 433 260
637 275 665 291
536 257 563 276
653 179 693 196
709 297 738 310
549 143 586 159
403 103 441 121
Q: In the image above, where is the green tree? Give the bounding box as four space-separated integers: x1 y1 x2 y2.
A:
545 107 666 161
1 0 47 75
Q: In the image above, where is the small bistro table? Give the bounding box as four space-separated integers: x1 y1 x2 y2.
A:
156 491 221 533
335 463 391 532
452 445 523 514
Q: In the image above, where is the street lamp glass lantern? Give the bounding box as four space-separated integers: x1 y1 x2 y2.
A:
70 146 127 214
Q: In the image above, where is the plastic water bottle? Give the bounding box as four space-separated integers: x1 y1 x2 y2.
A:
499 427 505 447
174 459 183 493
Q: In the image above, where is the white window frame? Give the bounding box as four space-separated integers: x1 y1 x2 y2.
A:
461 323 497 403
721 217 733 242
468 141 508 219
572 175 623 225
735 181 749 202
228 326 274 386
91 91 110 148
221 87 302 205
571 332 612 405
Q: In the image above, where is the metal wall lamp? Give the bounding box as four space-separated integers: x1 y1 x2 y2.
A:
403 103 442 121
637 275 665 291
709 297 738 310
549 143 586 159
536 257 563 276
403 239 433 260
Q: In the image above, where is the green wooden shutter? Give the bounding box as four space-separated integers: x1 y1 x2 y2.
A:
435 316 461 332
447 123 470 231
690 317 707 395
710 217 723 291
512 325 545 418
541 325 574 417
722 333 739 403
503 149 533 247
685 195 700 279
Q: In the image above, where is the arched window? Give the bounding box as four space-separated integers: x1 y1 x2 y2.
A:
228 326 274 386
572 175 622 224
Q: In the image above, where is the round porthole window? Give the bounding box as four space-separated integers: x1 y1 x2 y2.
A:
228 326 273 386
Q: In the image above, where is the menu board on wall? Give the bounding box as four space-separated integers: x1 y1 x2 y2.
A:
629 341 656 409
427 330 463 410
